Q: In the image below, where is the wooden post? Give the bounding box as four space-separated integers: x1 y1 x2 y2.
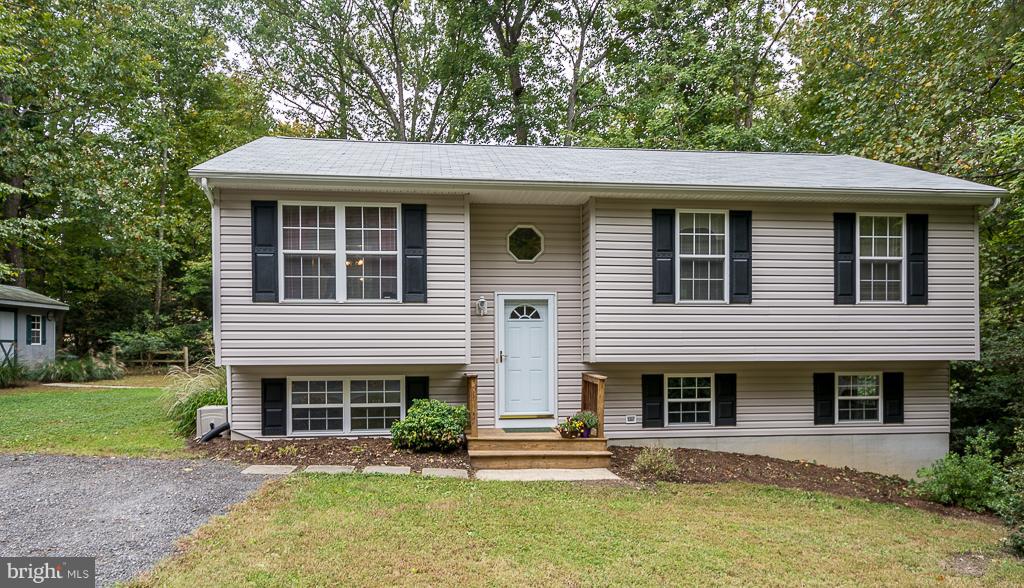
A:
183 346 189 372
111 346 118 364
466 373 478 438
582 373 607 438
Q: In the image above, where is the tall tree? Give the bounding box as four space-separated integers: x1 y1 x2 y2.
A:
229 0 484 141
789 0 1024 451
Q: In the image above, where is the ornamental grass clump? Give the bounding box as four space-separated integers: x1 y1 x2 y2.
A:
631 447 680 481
163 361 227 437
27 353 125 383
390 398 469 452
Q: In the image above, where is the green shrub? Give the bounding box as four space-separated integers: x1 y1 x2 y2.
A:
27 353 125 383
0 361 25 387
162 361 227 437
390 399 468 452
995 428 1024 556
915 430 1005 512
631 447 680 481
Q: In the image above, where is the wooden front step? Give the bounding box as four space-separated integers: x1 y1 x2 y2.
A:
469 450 612 470
467 428 611 469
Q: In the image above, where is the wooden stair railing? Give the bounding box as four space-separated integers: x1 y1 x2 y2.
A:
581 373 607 438
466 373 478 437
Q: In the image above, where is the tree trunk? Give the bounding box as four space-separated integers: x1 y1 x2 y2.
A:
3 177 26 287
508 62 528 144
153 146 167 320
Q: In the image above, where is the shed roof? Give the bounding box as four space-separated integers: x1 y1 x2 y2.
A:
0 285 70 310
190 137 1003 201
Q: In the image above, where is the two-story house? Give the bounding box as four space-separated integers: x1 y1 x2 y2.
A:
191 137 1003 477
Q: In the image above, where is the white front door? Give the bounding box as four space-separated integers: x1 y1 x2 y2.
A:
497 295 555 417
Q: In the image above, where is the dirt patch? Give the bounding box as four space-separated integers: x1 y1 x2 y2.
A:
191 437 469 472
610 446 994 520
941 552 991 577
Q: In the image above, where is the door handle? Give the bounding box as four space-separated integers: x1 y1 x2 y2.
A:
498 351 505 363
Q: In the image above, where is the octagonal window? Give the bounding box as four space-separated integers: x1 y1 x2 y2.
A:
507 225 544 262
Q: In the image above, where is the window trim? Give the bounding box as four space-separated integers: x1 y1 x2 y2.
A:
675 209 730 304
855 212 906 305
834 372 883 424
285 375 406 436
664 373 715 427
28 314 42 345
506 224 545 263
277 201 403 304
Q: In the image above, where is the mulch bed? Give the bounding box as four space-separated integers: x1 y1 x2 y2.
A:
609 446 995 521
190 437 469 472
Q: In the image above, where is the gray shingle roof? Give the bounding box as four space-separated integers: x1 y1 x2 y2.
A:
0 285 69 310
190 136 1003 196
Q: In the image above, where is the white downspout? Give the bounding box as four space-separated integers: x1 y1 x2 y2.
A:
982 197 1001 217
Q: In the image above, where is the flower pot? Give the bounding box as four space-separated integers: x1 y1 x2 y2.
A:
558 428 575 439
581 428 591 438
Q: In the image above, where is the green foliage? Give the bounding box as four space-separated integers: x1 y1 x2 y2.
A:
995 428 1024 556
630 447 679 481
390 399 468 452
574 410 599 430
162 361 227 437
111 317 212 359
915 431 1005 512
26 354 126 383
0 361 25 388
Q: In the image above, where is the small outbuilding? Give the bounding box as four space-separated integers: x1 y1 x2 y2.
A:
0 285 69 368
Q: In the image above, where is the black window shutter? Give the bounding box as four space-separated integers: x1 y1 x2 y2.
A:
834 212 856 304
261 378 287 436
641 374 664 428
813 372 835 425
883 371 905 424
405 375 429 410
652 209 675 303
715 373 737 426
41 316 46 345
729 211 752 303
25 315 30 343
251 201 279 303
906 214 928 305
402 204 427 303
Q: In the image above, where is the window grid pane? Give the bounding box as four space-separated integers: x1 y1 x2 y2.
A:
350 378 403 431
291 379 345 432
666 376 713 424
282 205 337 300
678 211 727 302
836 374 881 422
345 206 399 301
858 215 903 302
29 315 41 345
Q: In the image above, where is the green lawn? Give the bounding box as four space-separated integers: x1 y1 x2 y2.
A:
134 475 1024 587
0 380 185 457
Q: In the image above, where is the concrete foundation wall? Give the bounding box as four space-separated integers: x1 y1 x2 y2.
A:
610 432 949 479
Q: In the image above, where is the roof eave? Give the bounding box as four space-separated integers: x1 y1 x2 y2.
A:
0 299 69 311
189 170 1004 205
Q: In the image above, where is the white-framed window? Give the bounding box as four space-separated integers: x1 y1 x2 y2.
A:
344 206 399 301
835 373 881 423
677 210 729 303
857 214 904 303
287 376 404 435
349 378 404 431
665 374 714 425
279 202 401 302
28 315 42 345
281 204 337 301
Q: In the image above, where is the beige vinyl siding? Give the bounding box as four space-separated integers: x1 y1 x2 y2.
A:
469 204 586 427
597 360 949 438
217 189 468 365
581 198 593 362
592 199 979 362
229 364 467 440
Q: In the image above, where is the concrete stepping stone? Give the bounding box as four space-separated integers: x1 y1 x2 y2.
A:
304 465 356 474
362 465 411 475
421 467 469 479
475 468 620 482
241 465 297 476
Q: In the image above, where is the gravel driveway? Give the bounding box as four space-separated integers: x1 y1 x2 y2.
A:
0 454 265 586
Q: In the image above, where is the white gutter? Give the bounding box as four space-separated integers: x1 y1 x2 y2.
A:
200 177 215 205
190 171 1005 205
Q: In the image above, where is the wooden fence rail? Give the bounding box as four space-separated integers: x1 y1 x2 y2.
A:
112 346 189 372
581 372 607 438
